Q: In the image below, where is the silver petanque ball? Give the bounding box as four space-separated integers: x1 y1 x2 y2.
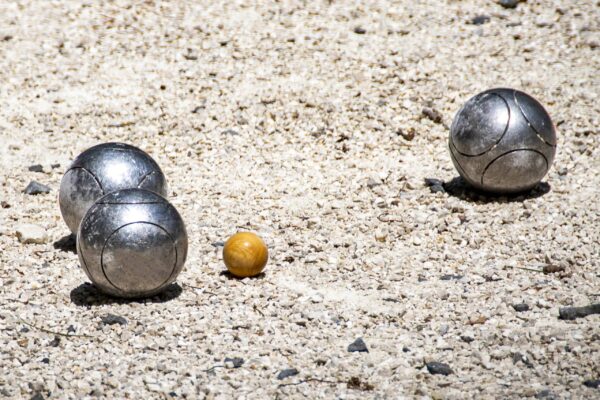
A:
77 188 187 298
59 142 168 233
449 88 557 194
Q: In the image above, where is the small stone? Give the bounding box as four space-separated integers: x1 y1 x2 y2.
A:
16 224 48 244
353 26 366 34
470 15 491 25
101 314 127 326
67 325 76 333
512 303 530 312
583 379 600 389
559 304 600 320
49 336 60 347
348 337 369 353
30 393 44 400
512 352 533 368
223 357 244 368
536 389 558 399
41 357 50 364
402 347 410 352
28 164 44 173
222 129 240 136
397 127 415 141
422 108 443 124
23 181 51 195
440 274 463 281
426 362 453 376
460 335 474 343
277 368 299 380
1 201 10 208
51 163 61 169
498 0 519 9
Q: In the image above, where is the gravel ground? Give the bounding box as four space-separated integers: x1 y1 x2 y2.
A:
0 1 599 399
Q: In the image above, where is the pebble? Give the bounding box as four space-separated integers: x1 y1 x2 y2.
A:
348 338 369 353
559 304 600 320
224 357 244 368
421 108 443 124
101 314 128 326
440 274 463 281
23 181 51 195
48 337 60 348
30 393 44 400
426 362 453 375
277 368 299 380
583 379 599 389
16 224 49 244
28 164 44 173
470 15 491 25
535 389 558 399
461 334 474 343
353 26 366 34
498 0 519 9
512 303 530 312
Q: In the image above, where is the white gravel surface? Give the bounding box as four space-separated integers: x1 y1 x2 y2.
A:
0 1 599 399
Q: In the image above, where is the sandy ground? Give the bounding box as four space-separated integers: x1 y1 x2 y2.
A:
0 0 599 399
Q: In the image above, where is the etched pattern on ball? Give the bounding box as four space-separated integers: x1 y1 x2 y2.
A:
77 188 187 298
59 142 168 233
449 88 557 194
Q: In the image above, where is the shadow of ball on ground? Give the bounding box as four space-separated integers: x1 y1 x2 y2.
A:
70 282 183 307
443 176 551 203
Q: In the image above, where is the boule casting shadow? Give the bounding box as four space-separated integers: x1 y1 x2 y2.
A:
449 88 557 194
77 188 187 298
59 142 168 233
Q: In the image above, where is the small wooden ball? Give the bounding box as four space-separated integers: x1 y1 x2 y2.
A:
223 232 268 278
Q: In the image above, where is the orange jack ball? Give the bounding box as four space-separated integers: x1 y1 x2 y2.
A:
223 232 268 278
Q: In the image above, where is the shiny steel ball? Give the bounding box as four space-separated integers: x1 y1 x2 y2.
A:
59 142 167 233
223 232 268 278
449 88 557 193
77 188 187 298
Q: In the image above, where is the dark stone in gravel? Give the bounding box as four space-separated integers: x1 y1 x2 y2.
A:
512 303 530 312
422 107 443 124
1 201 10 208
583 379 600 389
49 336 60 347
512 352 533 368
222 129 240 136
460 335 474 343
471 15 491 25
277 368 299 380
20 326 30 333
535 389 558 399
348 337 369 353
353 26 366 34
402 347 410 352
426 362 453 375
41 357 50 364
24 181 51 195
67 325 76 333
440 274 463 281
51 163 60 169
30 393 44 400
28 164 44 173
101 314 127 326
559 303 600 320
499 0 519 8
224 357 244 368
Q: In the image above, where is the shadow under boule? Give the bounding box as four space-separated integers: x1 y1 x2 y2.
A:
70 282 183 307
440 176 551 203
53 233 77 253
